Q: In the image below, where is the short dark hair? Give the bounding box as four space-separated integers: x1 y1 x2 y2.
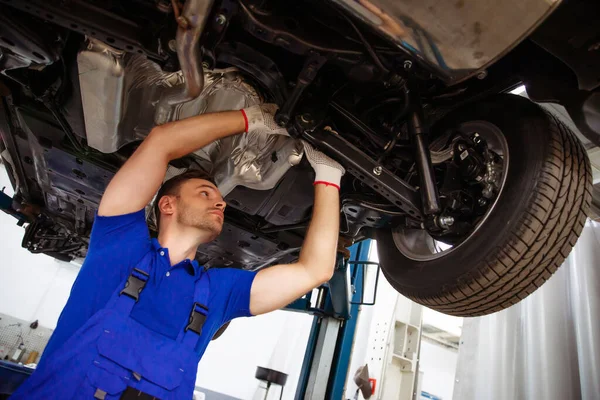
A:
153 169 215 228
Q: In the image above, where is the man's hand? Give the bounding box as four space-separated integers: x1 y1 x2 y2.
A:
302 140 345 190
242 104 289 136
249 144 345 316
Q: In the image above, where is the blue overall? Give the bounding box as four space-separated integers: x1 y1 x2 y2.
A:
11 210 257 399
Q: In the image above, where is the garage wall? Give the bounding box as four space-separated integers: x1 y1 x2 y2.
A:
453 221 600 400
198 311 313 399
0 165 312 399
419 341 458 400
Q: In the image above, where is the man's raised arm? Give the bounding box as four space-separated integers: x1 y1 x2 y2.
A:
249 142 345 315
98 106 285 217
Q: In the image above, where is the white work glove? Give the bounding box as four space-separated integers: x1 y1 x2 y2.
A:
302 140 345 190
241 104 289 135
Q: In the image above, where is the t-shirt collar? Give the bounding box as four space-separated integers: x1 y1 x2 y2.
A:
151 238 203 277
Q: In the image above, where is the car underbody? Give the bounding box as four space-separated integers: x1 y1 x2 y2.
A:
0 0 598 315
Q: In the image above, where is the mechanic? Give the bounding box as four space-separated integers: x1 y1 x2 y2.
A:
11 104 345 399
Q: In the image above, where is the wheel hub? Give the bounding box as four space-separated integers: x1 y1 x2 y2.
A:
392 120 510 261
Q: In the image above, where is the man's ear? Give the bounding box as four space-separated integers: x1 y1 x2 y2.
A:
158 195 176 216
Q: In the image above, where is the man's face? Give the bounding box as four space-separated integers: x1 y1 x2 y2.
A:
174 178 226 238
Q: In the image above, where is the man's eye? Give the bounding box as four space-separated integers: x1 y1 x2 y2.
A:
200 191 209 197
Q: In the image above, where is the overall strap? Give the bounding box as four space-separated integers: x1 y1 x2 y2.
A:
180 270 211 349
112 252 153 316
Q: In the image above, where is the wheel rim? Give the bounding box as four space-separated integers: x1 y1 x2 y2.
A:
392 120 510 261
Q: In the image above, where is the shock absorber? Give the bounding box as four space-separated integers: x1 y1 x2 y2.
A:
406 83 441 215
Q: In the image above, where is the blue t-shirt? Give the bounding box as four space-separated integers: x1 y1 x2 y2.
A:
39 209 257 363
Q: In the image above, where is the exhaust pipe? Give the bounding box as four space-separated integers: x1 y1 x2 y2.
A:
155 0 215 125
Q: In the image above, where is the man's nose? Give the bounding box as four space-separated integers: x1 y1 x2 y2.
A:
214 200 226 211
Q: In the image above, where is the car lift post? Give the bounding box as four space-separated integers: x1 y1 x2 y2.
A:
287 240 376 399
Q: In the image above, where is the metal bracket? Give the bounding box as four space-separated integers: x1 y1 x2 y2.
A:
341 195 405 236
303 128 423 219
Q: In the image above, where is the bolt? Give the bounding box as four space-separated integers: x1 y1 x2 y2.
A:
403 60 413 70
215 14 227 25
168 39 177 52
438 215 455 229
176 16 189 29
275 114 289 127
201 61 210 69
477 70 488 80
373 165 382 176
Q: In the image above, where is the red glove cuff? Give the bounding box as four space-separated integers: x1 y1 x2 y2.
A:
240 109 249 133
313 181 340 191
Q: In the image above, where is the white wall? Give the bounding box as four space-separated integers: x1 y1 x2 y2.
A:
419 341 458 400
198 310 312 399
0 165 312 399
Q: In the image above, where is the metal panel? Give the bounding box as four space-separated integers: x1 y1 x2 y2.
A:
0 0 155 58
453 220 600 400
304 317 342 400
294 317 320 400
329 0 561 84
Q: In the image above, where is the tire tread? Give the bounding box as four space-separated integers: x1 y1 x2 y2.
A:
403 110 592 316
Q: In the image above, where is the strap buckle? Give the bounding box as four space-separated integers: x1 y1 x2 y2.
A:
185 302 208 334
119 268 150 302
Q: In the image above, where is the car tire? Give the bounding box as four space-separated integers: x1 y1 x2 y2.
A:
376 94 592 317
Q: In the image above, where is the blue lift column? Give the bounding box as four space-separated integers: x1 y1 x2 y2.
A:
290 240 377 400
